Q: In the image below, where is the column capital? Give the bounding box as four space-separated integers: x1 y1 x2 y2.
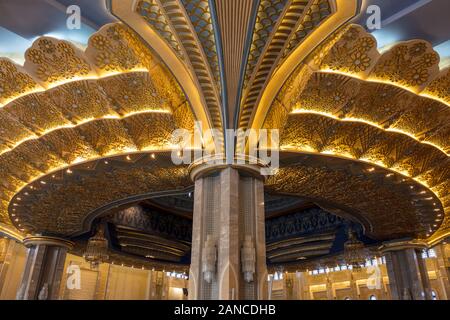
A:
23 236 74 250
379 239 428 253
188 155 267 181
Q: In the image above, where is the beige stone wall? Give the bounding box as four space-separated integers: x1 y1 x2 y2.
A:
0 239 28 299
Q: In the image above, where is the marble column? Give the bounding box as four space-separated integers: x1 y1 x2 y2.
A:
188 163 267 300
17 236 73 300
380 240 432 300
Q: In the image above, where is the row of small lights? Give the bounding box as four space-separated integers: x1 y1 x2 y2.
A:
268 258 386 280
308 258 386 276
10 152 167 232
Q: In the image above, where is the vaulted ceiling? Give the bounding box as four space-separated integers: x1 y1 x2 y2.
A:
0 0 448 261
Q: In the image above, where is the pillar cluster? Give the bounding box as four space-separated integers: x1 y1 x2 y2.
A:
188 164 267 300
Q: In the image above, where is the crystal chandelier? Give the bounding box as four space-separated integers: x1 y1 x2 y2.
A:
83 225 109 269
344 229 367 271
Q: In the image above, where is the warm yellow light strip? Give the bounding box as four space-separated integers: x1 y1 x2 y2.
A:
290 109 449 156
0 109 171 157
318 69 450 108
0 68 149 109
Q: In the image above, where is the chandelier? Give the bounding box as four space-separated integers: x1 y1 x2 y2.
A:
83 225 109 269
344 229 367 271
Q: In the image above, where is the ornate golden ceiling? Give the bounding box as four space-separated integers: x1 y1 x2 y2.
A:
0 0 448 249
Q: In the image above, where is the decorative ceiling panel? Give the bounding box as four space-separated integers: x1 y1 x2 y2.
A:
180 0 221 90
282 0 333 60
114 0 356 140
275 71 450 154
238 0 312 133
267 153 444 240
214 0 256 128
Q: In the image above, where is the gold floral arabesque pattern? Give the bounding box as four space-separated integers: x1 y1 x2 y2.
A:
11 154 191 235
274 71 450 154
0 72 190 156
0 59 42 104
137 0 185 60
266 154 442 240
1 22 188 109
309 24 446 100
25 38 94 85
311 24 379 77
423 67 450 105
244 0 289 89
0 23 196 229
238 0 313 137
281 113 448 180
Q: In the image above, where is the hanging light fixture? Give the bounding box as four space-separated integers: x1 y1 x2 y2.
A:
83 224 109 269
344 229 367 271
